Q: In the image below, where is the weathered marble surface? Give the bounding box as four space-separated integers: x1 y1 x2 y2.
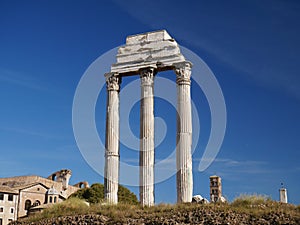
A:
174 62 193 203
111 30 186 74
104 73 121 204
139 68 156 207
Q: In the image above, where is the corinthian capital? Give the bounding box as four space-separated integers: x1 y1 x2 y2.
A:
105 73 121 91
139 67 157 86
174 62 192 85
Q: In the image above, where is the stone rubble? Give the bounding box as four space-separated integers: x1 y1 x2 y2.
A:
10 207 300 225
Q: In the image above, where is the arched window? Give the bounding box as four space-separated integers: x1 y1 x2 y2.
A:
33 200 41 207
54 197 57 203
25 200 31 210
49 196 53 203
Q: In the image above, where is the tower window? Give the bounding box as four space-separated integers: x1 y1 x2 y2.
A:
0 193 3 200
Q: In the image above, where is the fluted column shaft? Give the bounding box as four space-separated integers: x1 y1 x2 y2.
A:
104 73 121 204
139 67 156 207
174 62 193 203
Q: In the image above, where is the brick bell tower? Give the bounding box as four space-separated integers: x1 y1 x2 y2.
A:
210 175 222 202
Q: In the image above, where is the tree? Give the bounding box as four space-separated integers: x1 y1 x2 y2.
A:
70 183 138 204
117 185 138 204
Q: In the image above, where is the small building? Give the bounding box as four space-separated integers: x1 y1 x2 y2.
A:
209 175 222 202
279 188 288 203
0 186 18 225
0 169 88 225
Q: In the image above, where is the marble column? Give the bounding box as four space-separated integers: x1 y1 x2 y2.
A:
139 67 156 207
174 62 193 203
104 73 121 204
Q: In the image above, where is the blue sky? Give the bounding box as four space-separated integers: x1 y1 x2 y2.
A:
1 0 300 204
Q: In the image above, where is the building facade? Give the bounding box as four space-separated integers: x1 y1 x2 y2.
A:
279 188 288 203
0 169 87 225
0 187 18 225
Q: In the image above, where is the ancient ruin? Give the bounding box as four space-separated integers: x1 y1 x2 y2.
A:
104 30 193 206
0 169 88 224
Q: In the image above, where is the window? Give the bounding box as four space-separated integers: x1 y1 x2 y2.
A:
0 193 3 201
0 218 2 225
212 189 218 194
0 207 3 213
51 174 56 181
33 200 40 207
8 194 13 201
10 208 14 214
54 197 57 203
212 181 218 187
49 196 52 203
25 200 31 210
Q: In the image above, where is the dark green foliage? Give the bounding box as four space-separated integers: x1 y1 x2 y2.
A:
118 184 138 205
70 183 138 204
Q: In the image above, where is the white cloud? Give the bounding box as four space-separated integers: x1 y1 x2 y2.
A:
194 157 272 180
0 126 64 140
0 67 49 92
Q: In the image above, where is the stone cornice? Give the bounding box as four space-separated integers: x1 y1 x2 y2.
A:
110 30 186 75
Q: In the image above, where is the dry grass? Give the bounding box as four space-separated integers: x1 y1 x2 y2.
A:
230 194 299 218
231 194 271 207
28 198 90 222
21 195 300 224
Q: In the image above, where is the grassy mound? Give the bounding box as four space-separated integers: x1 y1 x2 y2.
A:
12 195 300 224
